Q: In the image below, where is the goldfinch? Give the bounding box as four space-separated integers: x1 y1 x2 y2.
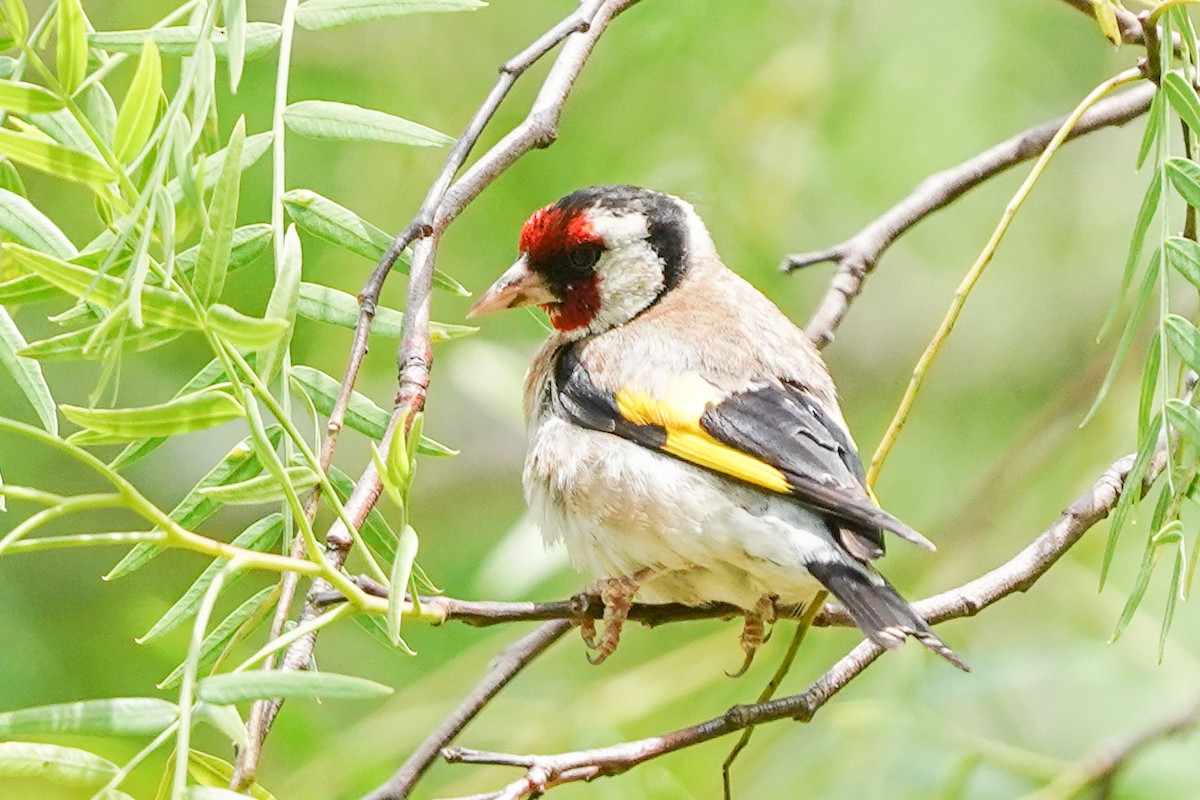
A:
470 185 966 672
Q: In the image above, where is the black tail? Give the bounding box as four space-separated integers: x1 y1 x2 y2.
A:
808 561 969 672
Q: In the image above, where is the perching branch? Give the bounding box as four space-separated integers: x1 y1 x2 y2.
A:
430 444 1167 800
235 0 646 785
788 82 1154 348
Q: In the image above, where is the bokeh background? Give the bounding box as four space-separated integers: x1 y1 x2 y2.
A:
2 1 1198 798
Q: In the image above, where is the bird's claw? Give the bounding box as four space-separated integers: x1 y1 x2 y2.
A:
582 575 640 665
728 594 777 678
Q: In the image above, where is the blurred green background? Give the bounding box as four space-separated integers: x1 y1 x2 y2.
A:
3 1 1199 798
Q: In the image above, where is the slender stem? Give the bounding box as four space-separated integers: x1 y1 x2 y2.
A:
4 531 165 553
89 720 180 800
866 67 1144 486
232 602 353 673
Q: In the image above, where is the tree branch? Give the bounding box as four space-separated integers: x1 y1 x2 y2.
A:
788 82 1153 348
431 444 1167 799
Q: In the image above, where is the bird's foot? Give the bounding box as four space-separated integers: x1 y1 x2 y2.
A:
586 575 641 666
728 594 778 678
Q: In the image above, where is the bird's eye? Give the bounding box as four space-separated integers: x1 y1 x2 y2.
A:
568 244 602 270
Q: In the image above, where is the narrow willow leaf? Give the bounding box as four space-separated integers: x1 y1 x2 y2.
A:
330 466 397 562
0 127 115 185
109 358 228 471
1084 255 1160 426
297 282 474 339
194 117 245 305
139 515 283 644
178 223 272 276
18 324 179 362
2 0 28 40
1165 235 1200 288
154 184 176 278
289 364 456 454
0 698 177 736
166 131 271 204
171 113 201 213
1164 71 1200 136
0 307 57 433
107 429 283 579
1110 522 1178 642
1166 399 1200 451
0 276 58 304
113 38 162 163
56 0 88 95
4 243 198 329
354 610 415 654
188 786 257 800
1101 411 1162 587
27 106 103 160
1166 156 1200 209
89 23 282 60
61 389 243 440
191 38 216 141
1164 314 1200 373
283 100 453 147
196 671 393 704
223 0 247 91
186 751 277 800
159 586 276 690
1159 544 1184 661
208 304 288 349
296 0 486 30
1092 0 1120 45
1138 331 1161 442
0 79 65 114
388 524 419 645
0 742 116 787
0 156 25 196
1101 173 1161 339
257 223 301 381
194 703 248 748
79 81 118 147
197 466 317 505
0 187 77 256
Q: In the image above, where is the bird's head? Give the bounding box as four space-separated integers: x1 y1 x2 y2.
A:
470 185 702 337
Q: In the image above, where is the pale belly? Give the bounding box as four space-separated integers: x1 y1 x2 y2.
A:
524 415 837 610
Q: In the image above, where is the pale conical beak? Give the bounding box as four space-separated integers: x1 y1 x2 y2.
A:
468 256 558 318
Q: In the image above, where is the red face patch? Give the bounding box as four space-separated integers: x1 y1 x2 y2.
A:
519 204 605 332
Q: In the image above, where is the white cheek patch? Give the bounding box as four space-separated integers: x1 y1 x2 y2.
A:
581 209 666 335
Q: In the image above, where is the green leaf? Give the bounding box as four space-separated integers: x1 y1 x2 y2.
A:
1092 0 1120 45
0 156 26 196
0 307 57 433
0 187 76 256
1084 253 1160 426
194 117 245 306
28 106 103 159
0 79 65 114
61 389 244 441
1100 172 1161 339
139 515 282 644
56 0 88 95
297 281 474 339
1166 156 1200 209
107 429 283 579
1159 544 1184 660
79 81 118 147
165 131 271 204
0 698 177 737
296 0 486 30
159 586 276 690
113 38 162 163
186 751 277 800
283 100 453 147
289 364 456 454
3 0 28 40
329 466 398 562
0 276 58 305
3 242 197 328
191 38 215 140
89 23 282 61
178 223 272 277
197 466 318 505
196 671 393 704
223 0 247 91
208 304 288 349
1165 235 1200 288
1164 314 1200 373
1164 71 1200 136
257 223 302 381
109 358 229 471
1166 399 1200 451
0 127 115 186
388 524 418 645
18 324 179 362
187 787 258 800
1102 411 1162 587
1138 330 1160 442
0 742 116 788
194 702 248 748
1111 521 1178 642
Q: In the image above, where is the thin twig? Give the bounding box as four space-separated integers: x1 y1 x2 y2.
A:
788 83 1154 349
360 621 573 800
432 444 1167 800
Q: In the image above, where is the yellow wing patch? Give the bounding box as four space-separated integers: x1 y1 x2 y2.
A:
615 378 791 495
